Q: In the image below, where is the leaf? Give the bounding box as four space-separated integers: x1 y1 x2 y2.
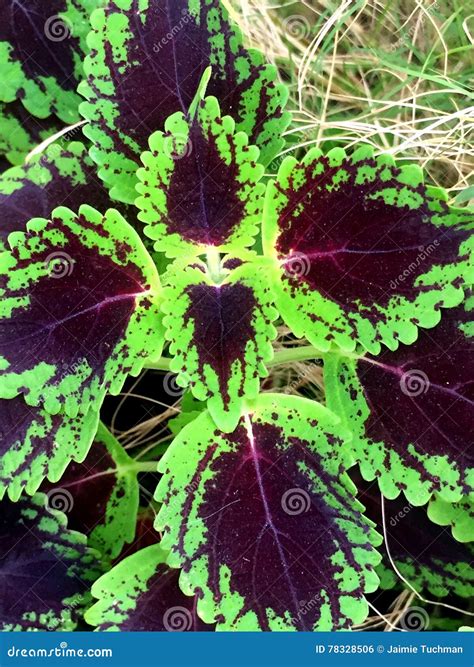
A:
168 390 206 436
0 100 64 167
0 141 114 251
428 495 474 543
41 423 139 559
136 96 265 257
118 508 159 560
0 492 98 630
155 394 381 631
0 395 98 502
163 258 278 431
455 186 474 206
0 204 164 416
79 0 290 203
0 0 95 121
85 545 214 631
324 296 474 504
354 474 474 599
263 146 474 353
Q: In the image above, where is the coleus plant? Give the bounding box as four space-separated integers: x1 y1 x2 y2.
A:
0 0 473 633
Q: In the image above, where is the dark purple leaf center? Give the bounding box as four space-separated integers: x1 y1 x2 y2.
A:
179 422 366 630
1 216 147 383
356 303 473 492
275 159 469 311
184 282 257 403
165 121 246 247
0 0 80 90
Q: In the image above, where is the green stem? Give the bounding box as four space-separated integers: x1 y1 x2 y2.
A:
206 246 222 282
59 460 160 488
269 345 321 367
132 461 159 473
145 356 172 371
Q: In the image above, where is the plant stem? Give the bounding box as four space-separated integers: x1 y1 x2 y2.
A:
268 345 321 367
58 460 160 488
132 460 159 473
206 246 222 282
145 357 172 371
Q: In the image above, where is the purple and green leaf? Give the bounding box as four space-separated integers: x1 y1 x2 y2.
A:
0 492 98 630
263 145 473 353
0 0 96 121
117 510 159 561
0 395 98 502
85 545 214 631
354 475 474 599
0 141 113 251
79 0 290 203
136 96 265 257
41 423 139 559
0 204 164 416
325 295 474 504
168 390 206 437
162 258 278 431
156 394 382 631
428 495 474 543
0 101 64 167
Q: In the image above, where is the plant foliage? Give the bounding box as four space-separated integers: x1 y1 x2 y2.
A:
0 0 472 634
